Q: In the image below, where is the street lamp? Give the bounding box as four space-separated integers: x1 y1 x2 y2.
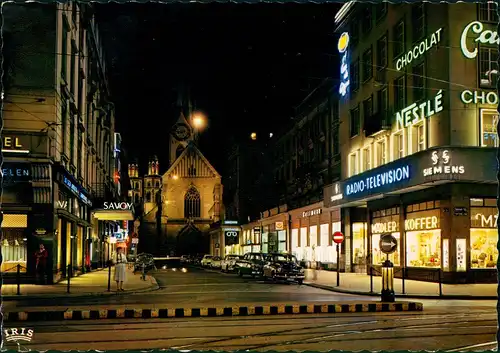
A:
192 112 206 130
250 132 257 140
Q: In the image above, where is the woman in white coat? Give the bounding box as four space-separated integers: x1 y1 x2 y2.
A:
113 246 128 291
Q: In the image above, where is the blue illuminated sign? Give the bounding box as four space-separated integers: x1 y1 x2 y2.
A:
345 165 411 197
338 32 350 97
63 175 92 206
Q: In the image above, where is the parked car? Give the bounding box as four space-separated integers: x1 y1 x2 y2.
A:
201 255 214 267
220 255 241 272
210 256 222 269
262 253 305 284
180 255 189 264
234 252 267 277
193 255 203 266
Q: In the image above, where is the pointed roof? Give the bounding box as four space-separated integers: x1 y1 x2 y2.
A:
163 142 221 179
176 111 192 128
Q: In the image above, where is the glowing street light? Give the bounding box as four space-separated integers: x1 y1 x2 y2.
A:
250 132 257 140
172 175 179 180
192 112 206 130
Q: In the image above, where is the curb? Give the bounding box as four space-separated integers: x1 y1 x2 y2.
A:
4 301 423 321
1 275 160 301
304 282 498 300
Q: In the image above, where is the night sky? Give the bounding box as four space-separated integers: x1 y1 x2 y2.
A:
96 3 341 174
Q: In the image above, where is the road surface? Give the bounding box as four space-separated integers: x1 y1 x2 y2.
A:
4 266 496 351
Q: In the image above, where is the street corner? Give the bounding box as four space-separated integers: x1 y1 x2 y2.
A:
3 301 423 322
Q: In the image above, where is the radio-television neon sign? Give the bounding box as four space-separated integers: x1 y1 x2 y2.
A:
346 165 410 196
338 32 350 97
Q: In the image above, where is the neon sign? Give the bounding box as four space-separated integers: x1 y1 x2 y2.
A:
338 32 350 97
460 90 498 105
345 165 410 196
396 28 443 71
423 150 465 177
396 90 443 129
460 21 499 59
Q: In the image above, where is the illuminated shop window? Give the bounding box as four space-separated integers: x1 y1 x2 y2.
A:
352 222 367 265
1 229 27 273
470 229 498 269
406 230 441 268
480 109 499 147
372 233 401 266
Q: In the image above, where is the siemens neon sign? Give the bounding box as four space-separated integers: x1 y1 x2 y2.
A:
345 165 411 196
338 32 350 97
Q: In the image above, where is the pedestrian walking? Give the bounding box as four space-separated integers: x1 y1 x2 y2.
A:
35 244 48 285
113 246 128 291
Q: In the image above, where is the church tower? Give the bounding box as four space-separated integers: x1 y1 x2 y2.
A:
128 160 142 205
143 155 162 215
169 112 194 166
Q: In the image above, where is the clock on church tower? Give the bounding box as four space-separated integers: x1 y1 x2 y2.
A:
171 123 191 141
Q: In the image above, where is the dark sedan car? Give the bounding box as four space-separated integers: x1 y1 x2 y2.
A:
262 253 305 284
234 252 267 277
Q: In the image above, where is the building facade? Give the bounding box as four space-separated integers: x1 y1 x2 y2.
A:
2 2 120 283
324 2 498 283
130 112 222 256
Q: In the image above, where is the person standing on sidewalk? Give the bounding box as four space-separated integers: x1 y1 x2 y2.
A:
35 244 48 285
113 246 128 291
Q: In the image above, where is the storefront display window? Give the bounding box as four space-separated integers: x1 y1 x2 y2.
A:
406 230 441 268
291 228 299 257
309 226 317 248
1 228 27 273
352 222 367 265
300 227 307 248
262 233 269 253
470 228 498 269
372 233 400 266
278 231 286 252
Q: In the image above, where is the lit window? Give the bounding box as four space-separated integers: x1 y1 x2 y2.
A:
376 139 386 166
362 147 371 171
417 124 425 152
349 153 358 176
480 109 499 147
393 132 404 160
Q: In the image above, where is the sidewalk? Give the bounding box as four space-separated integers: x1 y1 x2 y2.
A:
1 267 159 300
304 269 497 299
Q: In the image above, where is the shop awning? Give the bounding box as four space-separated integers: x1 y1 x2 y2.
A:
92 209 134 221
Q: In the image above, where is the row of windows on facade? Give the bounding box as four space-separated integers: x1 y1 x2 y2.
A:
60 10 113 187
349 45 498 140
133 186 202 218
349 5 498 105
348 108 498 177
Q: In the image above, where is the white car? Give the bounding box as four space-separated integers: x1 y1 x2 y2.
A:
200 255 214 267
221 255 241 272
210 256 222 269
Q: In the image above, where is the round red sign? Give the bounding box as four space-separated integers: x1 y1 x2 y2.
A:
332 231 344 244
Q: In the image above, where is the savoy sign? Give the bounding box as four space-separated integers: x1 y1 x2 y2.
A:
103 202 133 210
460 21 499 59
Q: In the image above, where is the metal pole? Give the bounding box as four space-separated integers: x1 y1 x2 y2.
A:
16 264 21 295
107 243 112 292
336 243 340 287
402 264 406 294
438 269 443 296
369 265 373 293
66 264 71 294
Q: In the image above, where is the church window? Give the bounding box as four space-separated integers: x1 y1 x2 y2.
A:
155 181 160 188
134 194 139 204
146 191 151 202
176 145 184 159
184 186 201 218
135 182 139 190
147 182 151 187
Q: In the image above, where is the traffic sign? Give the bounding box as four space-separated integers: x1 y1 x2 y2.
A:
379 233 398 254
332 231 344 244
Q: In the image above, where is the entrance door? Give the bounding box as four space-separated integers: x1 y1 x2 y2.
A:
351 222 367 273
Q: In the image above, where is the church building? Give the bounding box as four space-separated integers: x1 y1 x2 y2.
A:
128 111 223 256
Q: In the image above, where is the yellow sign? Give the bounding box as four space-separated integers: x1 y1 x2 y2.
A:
275 221 284 231
2 136 29 153
337 32 349 53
